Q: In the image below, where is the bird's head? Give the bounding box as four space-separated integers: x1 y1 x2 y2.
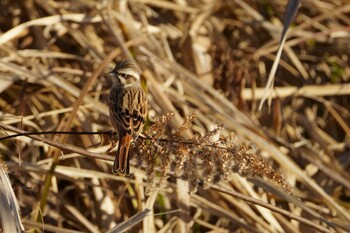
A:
109 60 141 87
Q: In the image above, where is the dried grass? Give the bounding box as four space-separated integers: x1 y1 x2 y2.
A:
1 0 350 232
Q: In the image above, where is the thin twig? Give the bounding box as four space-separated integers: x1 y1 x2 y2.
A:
0 122 112 161
0 129 228 151
0 130 116 141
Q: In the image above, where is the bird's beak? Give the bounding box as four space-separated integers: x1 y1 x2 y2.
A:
108 71 115 76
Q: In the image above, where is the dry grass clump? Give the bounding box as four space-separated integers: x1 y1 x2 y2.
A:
0 0 350 232
132 112 291 194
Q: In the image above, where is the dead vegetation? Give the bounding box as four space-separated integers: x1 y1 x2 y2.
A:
0 0 350 232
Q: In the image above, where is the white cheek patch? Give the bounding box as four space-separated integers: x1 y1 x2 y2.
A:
120 78 128 86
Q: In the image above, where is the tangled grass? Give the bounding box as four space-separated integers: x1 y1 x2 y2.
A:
0 0 350 232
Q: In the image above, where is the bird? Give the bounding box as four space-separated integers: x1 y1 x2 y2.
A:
108 60 147 175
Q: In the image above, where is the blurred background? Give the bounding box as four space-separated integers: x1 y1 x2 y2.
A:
0 0 350 232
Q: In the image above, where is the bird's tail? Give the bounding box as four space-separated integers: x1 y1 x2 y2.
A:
112 134 132 175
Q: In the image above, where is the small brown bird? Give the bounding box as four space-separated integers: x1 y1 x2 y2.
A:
108 60 147 175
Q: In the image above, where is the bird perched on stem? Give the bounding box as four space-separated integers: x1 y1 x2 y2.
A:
108 60 147 175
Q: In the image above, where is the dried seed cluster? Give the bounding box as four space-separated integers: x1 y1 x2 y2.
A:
131 113 291 194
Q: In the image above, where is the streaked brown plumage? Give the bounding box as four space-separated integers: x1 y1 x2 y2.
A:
108 60 147 175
